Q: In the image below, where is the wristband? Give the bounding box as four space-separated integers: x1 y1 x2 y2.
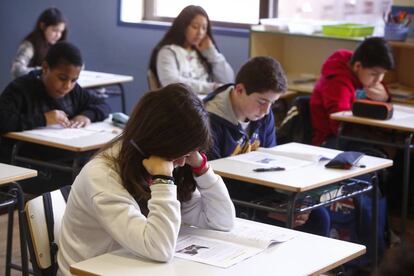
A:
191 153 208 175
151 175 175 185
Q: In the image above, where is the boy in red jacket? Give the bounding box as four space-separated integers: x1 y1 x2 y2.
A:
310 37 394 146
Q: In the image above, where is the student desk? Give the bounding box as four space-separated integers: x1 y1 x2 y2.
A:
4 122 121 178
331 104 414 235
0 163 37 276
209 142 392 267
78 70 134 113
70 218 366 276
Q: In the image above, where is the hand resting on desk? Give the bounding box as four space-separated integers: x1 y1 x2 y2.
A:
69 115 91 128
45 111 91 128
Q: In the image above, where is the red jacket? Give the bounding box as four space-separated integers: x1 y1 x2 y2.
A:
310 50 362 146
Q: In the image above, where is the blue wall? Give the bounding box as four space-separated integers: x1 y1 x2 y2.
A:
0 0 249 113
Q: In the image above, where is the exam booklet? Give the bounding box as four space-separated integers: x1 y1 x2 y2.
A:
227 146 333 171
175 218 296 268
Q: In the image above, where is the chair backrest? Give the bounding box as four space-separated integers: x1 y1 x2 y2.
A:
294 95 312 144
25 186 71 276
147 70 161 91
277 95 312 145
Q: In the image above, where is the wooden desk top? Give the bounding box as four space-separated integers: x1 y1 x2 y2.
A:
330 104 414 132
0 163 37 185
78 70 133 88
4 122 122 152
70 219 365 276
209 143 393 192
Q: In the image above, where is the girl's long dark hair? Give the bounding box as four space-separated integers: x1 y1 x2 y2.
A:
148 5 217 82
24 7 67 67
100 83 212 214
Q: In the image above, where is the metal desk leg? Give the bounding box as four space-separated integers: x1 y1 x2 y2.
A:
286 193 300 228
401 133 413 235
371 174 379 271
117 83 126 114
5 199 15 276
10 141 23 165
9 182 29 276
72 153 82 180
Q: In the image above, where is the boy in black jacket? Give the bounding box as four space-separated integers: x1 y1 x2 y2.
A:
0 41 110 193
0 41 110 133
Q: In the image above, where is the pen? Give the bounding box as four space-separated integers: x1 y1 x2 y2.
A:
253 167 285 172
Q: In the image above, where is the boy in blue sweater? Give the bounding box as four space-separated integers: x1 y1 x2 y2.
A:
204 56 330 236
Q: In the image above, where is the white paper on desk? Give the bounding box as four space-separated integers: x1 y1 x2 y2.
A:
228 151 313 170
175 220 295 268
258 147 329 162
392 110 414 120
84 122 122 134
26 128 96 139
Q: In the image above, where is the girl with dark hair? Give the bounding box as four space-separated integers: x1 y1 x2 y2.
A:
11 7 67 78
149 5 234 94
57 83 235 275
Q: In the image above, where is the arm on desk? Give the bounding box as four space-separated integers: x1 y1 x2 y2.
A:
91 181 181 262
181 166 235 231
72 85 111 122
365 83 390 102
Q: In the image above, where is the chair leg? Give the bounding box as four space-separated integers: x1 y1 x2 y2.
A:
6 183 30 276
5 205 15 276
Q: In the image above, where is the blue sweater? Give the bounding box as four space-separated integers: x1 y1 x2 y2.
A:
204 85 276 160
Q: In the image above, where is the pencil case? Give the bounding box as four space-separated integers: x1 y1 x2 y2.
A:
112 112 129 128
352 99 393 120
325 151 364 170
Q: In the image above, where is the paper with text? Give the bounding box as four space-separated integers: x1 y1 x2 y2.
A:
175 219 296 268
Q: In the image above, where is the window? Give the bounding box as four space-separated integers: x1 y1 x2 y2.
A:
119 0 277 27
119 0 391 29
278 0 392 23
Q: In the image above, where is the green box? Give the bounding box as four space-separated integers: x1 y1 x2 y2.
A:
322 24 374 37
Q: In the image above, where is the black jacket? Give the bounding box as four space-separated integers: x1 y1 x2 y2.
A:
0 70 111 134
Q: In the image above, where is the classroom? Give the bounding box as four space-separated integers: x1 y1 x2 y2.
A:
1 0 414 275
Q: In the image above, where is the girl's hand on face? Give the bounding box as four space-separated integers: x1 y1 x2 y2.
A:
185 151 203 168
143 156 174 177
196 35 213 52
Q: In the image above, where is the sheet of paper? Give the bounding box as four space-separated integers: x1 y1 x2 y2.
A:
259 148 329 162
26 128 96 139
175 235 259 268
228 151 313 170
392 110 414 120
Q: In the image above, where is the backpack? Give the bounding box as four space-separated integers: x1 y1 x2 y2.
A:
328 192 388 268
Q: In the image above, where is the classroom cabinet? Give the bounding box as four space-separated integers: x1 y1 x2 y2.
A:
249 25 414 104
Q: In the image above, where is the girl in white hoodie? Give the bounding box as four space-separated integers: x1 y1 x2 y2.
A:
57 83 235 275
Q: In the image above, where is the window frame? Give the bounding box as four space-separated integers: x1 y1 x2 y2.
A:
119 0 278 29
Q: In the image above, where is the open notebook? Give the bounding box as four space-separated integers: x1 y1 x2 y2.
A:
175 219 296 268
228 147 330 171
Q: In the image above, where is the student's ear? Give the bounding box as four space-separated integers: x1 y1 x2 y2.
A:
352 61 363 73
234 83 246 95
39 22 46 31
41 61 49 75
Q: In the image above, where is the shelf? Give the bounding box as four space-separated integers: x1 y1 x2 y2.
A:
250 27 414 103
